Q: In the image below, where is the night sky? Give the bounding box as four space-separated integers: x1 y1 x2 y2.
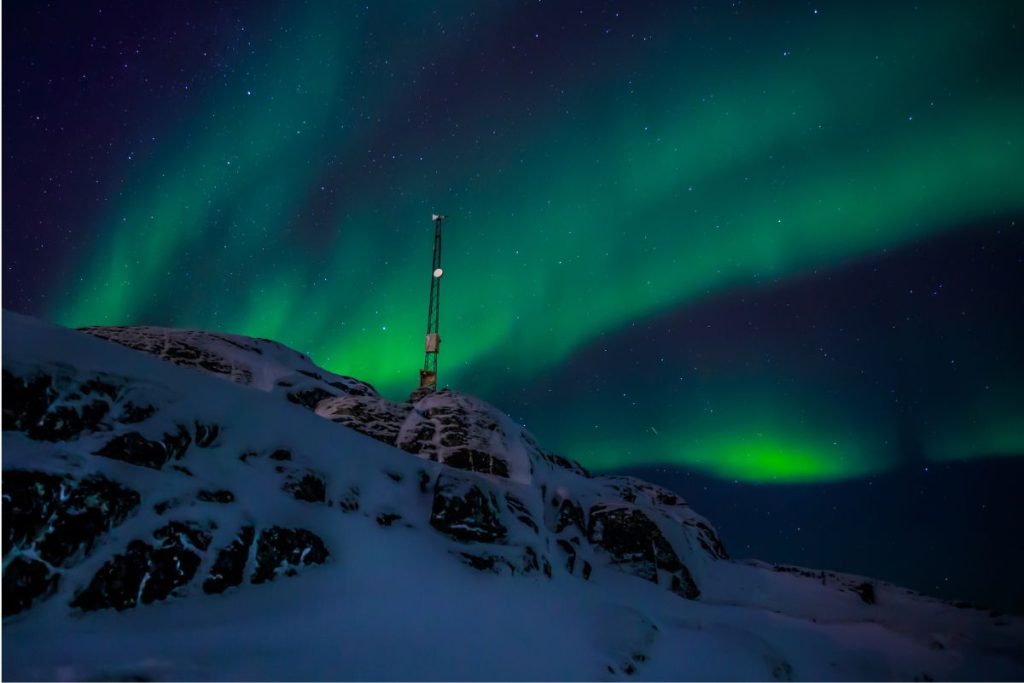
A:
4 2 1023 610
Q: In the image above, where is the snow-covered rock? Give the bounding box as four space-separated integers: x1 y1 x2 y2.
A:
3 311 1023 681
80 323 376 398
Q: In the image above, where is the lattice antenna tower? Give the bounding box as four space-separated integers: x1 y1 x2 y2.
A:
419 213 446 390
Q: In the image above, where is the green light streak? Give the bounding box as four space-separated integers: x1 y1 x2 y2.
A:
46 2 1023 481
582 430 881 484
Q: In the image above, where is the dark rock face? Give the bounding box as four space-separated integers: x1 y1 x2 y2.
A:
2 368 120 441
442 448 510 478
80 327 258 384
398 394 514 478
283 471 327 504
557 539 577 573
71 522 212 611
460 551 517 574
36 476 142 567
506 495 539 534
3 470 141 573
430 474 507 544
669 572 700 600
2 369 55 432
193 422 221 447
338 486 360 512
540 451 591 478
95 432 171 469
119 401 156 424
326 378 376 397
400 422 437 457
459 545 550 577
318 390 533 481
316 395 410 446
251 527 329 584
588 505 699 600
321 389 528 481
376 513 402 527
690 520 729 560
3 470 65 556
204 526 256 594
95 426 192 470
153 521 213 553
141 545 202 604
71 541 153 612
287 387 337 410
3 557 59 616
555 499 586 535
163 425 193 460
197 489 235 503
142 522 211 603
80 325 377 400
856 581 877 605
32 401 111 441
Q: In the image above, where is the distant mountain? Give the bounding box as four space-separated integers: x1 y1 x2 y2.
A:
3 311 1023 681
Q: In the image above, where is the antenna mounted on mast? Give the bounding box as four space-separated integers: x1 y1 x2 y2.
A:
419 213 446 390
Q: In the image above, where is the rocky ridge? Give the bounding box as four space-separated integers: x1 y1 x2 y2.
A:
4 317 723 619
3 311 1023 681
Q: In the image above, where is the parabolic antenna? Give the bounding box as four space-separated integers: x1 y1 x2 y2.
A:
433 268 444 278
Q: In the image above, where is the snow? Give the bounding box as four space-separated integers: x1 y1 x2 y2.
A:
3 310 1023 681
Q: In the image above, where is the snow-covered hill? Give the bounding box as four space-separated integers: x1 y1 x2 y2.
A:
3 311 1022 681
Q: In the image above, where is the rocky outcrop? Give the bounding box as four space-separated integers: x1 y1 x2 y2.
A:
2 369 121 440
251 527 330 584
71 521 212 612
688 519 729 560
3 557 59 617
94 428 191 469
69 521 328 611
316 395 410 445
4 316 728 625
3 470 141 578
286 386 337 410
317 389 535 482
459 545 552 577
197 489 235 503
506 495 540 534
36 476 141 568
588 504 700 599
398 392 516 478
203 527 256 594
80 325 375 398
283 470 328 504
429 474 508 544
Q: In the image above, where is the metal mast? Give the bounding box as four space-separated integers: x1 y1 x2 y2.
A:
419 213 445 390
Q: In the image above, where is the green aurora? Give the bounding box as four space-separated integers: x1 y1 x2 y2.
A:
47 2 1023 482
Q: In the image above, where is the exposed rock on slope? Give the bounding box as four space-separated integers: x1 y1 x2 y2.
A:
5 317 720 618
3 312 1023 682
80 323 375 398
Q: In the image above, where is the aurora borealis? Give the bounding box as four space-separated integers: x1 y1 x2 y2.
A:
5 1 1023 489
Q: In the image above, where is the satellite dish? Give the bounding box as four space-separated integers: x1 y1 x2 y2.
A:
433 268 444 278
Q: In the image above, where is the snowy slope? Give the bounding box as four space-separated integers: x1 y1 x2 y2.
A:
3 311 1023 681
